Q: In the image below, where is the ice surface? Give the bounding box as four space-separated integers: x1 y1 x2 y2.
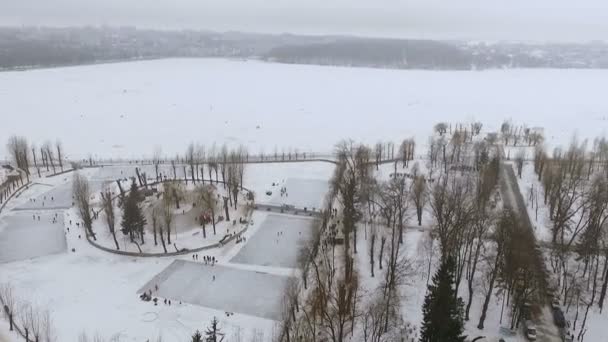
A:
0 212 66 263
15 180 104 210
1 59 606 160
139 260 289 320
231 214 315 268
263 178 329 210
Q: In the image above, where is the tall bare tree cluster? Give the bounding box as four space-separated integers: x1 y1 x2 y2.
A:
73 172 96 240
530 136 608 339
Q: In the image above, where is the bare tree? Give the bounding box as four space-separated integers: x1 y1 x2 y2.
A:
6 135 30 181
434 122 448 136
101 190 119 250
411 174 426 226
162 191 174 245
43 141 56 174
515 149 525 178
199 185 218 235
153 146 162 182
73 172 95 240
55 139 64 172
153 205 167 253
187 142 196 185
0 283 16 331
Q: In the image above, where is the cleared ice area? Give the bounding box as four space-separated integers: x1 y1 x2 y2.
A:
246 162 334 207
138 260 289 320
264 178 329 209
231 214 315 268
15 180 104 210
0 211 66 263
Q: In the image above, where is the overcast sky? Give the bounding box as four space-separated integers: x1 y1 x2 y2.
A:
1 0 607 42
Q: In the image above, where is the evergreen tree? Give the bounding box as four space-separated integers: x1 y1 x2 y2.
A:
121 178 147 243
205 317 222 342
419 256 466 342
191 330 203 342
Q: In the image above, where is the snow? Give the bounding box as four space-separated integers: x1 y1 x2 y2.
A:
1 58 606 160
230 214 316 268
138 260 289 320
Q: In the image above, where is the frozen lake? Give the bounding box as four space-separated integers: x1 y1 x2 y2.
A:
231 214 316 268
1 58 606 160
0 212 66 263
139 260 289 320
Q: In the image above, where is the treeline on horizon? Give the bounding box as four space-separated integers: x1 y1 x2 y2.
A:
1 26 608 70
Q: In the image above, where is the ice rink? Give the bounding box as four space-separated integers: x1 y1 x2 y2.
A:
263 178 329 210
0 211 66 263
139 260 289 320
15 180 105 210
231 214 316 268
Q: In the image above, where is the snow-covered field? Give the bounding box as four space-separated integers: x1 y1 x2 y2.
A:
1 58 606 160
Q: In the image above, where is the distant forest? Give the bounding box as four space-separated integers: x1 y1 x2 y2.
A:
1 26 607 70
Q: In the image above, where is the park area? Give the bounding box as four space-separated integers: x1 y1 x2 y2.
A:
0 160 331 341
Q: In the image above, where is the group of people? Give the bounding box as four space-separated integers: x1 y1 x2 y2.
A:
192 254 217 266
139 284 182 306
279 186 288 197
27 195 55 208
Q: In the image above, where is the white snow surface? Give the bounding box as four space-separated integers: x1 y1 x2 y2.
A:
1 58 607 160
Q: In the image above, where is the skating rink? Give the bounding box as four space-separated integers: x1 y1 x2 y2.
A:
263 178 329 210
138 260 289 320
15 180 105 210
0 211 66 263
230 214 316 268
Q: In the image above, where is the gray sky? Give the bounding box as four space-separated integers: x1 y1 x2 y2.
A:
2 0 607 41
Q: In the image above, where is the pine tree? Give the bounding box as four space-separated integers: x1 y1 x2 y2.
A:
205 317 221 342
191 330 203 342
121 178 147 243
419 256 466 342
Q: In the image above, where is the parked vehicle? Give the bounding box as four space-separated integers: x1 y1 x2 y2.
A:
524 320 537 341
552 307 566 328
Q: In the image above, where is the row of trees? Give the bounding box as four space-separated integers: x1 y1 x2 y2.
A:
6 135 66 178
531 136 608 339
275 119 550 342
0 283 56 342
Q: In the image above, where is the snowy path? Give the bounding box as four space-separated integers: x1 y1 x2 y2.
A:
499 158 560 341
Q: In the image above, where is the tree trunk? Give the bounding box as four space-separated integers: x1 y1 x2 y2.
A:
159 226 167 253
598 253 608 311
478 249 501 329
167 223 171 244
112 232 120 250
212 212 216 235
224 198 230 222
379 237 385 270
466 240 482 320
153 224 157 246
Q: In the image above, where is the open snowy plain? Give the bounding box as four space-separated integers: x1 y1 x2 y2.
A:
1 58 607 160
